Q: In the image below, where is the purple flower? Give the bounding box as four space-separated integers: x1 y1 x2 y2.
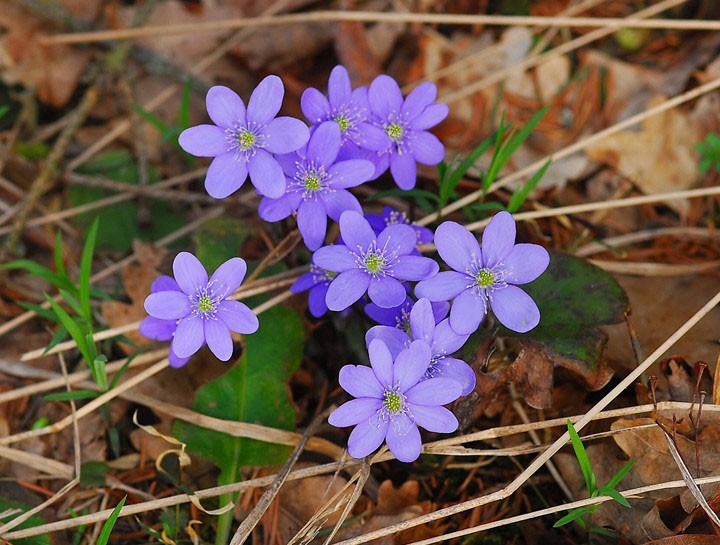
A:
144 252 259 361
367 76 448 189
301 65 389 157
258 122 374 250
365 293 448 330
328 339 462 462
366 298 475 395
366 206 434 252
416 211 550 335
139 276 190 368
179 77 310 199
290 264 336 318
313 210 439 311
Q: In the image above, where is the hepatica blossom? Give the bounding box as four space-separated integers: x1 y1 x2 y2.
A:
416 211 550 335
313 210 439 311
139 276 190 368
329 339 462 462
367 298 475 395
179 76 309 199
301 65 389 157
365 206 433 251
258 122 374 250
367 75 449 189
144 252 259 361
289 264 336 318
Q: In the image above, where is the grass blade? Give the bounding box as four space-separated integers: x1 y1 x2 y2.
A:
96 496 126 545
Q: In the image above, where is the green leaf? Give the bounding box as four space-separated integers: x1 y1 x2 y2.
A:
553 506 593 528
192 217 253 273
514 252 629 387
79 218 99 319
567 420 596 493
596 486 631 508
0 497 51 545
2 259 74 293
44 295 93 368
175 305 305 473
589 526 617 536
80 461 109 488
506 160 550 213
605 458 635 490
43 389 99 402
439 134 495 206
53 231 68 280
96 496 126 545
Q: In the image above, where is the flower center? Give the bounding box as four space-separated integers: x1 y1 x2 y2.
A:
385 122 404 142
303 171 322 191
236 129 256 150
475 268 495 288
334 115 350 132
197 295 215 313
364 252 385 274
383 390 404 414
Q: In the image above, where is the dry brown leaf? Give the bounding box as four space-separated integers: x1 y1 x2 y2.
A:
643 536 720 545
0 4 92 107
585 95 701 208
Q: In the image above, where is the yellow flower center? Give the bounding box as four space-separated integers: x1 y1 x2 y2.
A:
197 295 215 313
385 123 404 141
304 172 322 191
334 115 350 132
237 130 256 150
475 268 495 288
383 391 403 414
364 253 385 274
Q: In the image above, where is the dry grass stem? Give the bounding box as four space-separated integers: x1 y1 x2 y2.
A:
575 227 718 257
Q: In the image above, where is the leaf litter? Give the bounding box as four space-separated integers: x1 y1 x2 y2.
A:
1 1 720 544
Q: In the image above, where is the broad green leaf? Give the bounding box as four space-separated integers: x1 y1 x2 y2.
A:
514 252 629 387
96 496 126 545
0 497 51 545
192 217 253 273
174 305 305 473
80 461 109 488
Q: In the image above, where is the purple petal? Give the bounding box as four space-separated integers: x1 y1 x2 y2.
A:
490 285 540 333
449 289 486 335
328 65 352 108
327 160 374 189
139 316 176 341
339 365 384 398
389 153 417 190
144 291 191 320
173 252 207 294
482 211 516 268
173 314 205 358
291 271 318 293
347 418 388 459
338 210 375 250
410 405 458 433
368 276 406 308
206 86 245 128
208 257 247 296
301 87 331 123
431 319 469 355
205 153 248 199
394 255 439 281
306 121 341 167
217 300 258 334
410 104 449 131
329 398 383 427
364 296 411 327
307 284 329 317
357 123 391 151
248 149 286 198
432 357 476 396
275 150 300 176
368 75 403 119
411 132 445 165
325 269 370 311
168 348 191 369
405 377 462 406
414 225 434 245
321 190 362 222
365 326 410 359
434 221 480 272
204 318 233 361
394 339 432 392
401 82 437 118
502 244 550 284
178 125 228 157
151 275 180 293
264 117 310 154
377 224 416 256
313 244 357 272
368 338 393 387
247 74 283 125
258 192 302 222
385 415 421 462
431 301 450 322
415 271 469 301
298 199 328 250
409 299 435 344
